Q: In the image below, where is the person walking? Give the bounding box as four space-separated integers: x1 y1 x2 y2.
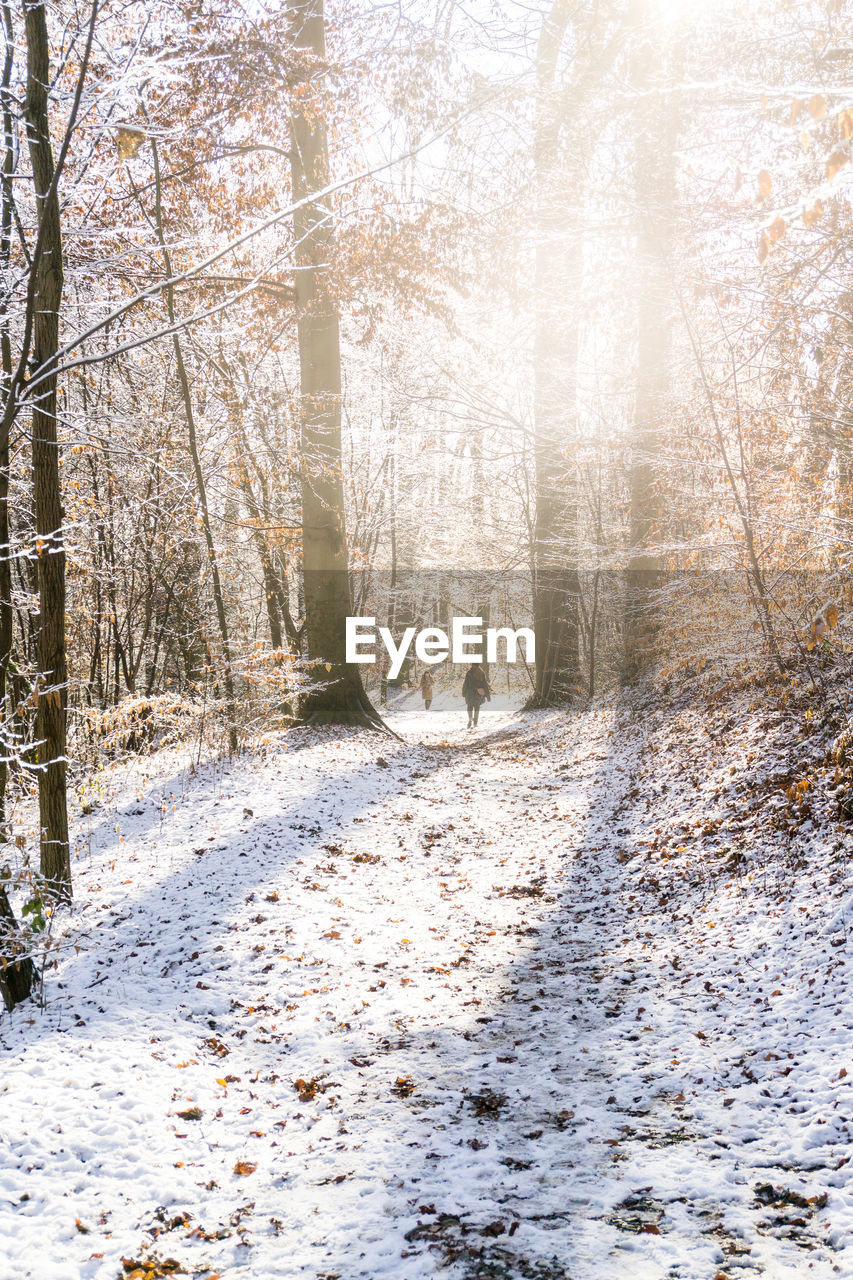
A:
420 670 434 710
462 663 491 728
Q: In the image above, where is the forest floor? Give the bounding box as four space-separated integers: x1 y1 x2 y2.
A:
2 680 853 1280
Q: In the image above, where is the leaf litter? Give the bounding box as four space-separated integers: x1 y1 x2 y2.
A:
0 687 852 1277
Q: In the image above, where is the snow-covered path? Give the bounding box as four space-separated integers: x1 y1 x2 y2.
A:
1 695 851 1279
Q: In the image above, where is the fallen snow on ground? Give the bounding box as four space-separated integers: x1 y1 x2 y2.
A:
1 686 852 1279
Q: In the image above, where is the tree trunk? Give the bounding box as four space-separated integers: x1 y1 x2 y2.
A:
622 3 678 683
221 382 287 653
0 881 34 1010
0 3 16 837
23 0 69 897
149 136 239 752
288 0 381 728
528 0 582 708
380 445 398 706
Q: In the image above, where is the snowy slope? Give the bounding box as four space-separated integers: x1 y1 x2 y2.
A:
1 685 852 1279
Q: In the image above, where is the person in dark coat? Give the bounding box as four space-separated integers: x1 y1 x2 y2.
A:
462 663 491 728
420 670 434 710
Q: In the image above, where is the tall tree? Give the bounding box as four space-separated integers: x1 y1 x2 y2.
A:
528 0 580 707
0 1 16 837
527 0 618 706
288 0 382 727
149 133 239 753
622 0 678 682
24 0 72 895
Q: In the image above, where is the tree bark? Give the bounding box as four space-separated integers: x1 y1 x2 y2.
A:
528 0 582 708
0 3 16 836
622 2 678 683
288 0 382 727
23 0 69 896
0 881 34 1010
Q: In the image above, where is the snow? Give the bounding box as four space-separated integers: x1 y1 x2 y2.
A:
2 683 853 1278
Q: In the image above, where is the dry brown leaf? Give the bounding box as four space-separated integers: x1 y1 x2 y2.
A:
116 126 145 160
827 148 849 182
769 215 786 242
176 1107 202 1121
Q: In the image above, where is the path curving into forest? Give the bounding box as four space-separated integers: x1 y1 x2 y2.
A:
0 696 849 1279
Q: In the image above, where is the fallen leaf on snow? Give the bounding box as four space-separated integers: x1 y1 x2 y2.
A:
176 1107 203 1121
